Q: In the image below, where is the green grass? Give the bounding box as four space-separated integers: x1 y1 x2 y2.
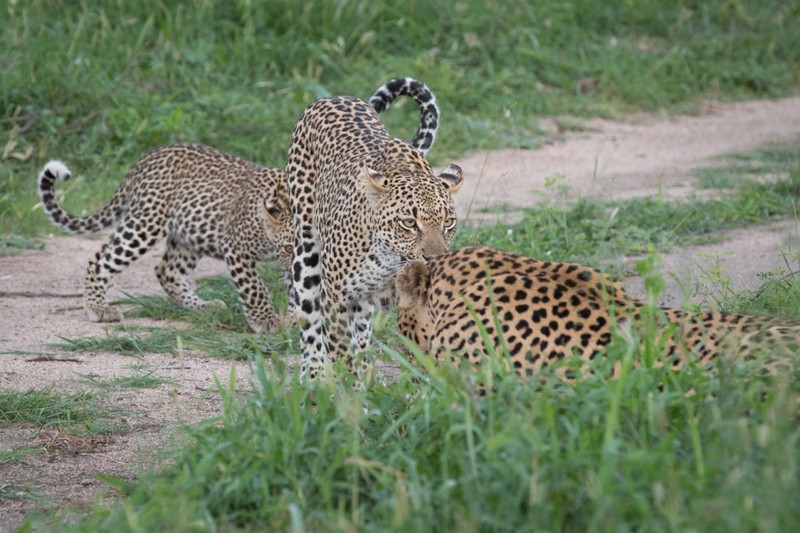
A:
729 266 800 319
73 369 179 391
2 0 799 239
696 144 800 189
0 447 43 466
0 388 128 504
50 265 299 360
47 329 800 532
51 326 183 357
0 388 126 436
0 483 43 503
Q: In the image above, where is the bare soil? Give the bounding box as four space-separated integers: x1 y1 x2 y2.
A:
2 96 800 530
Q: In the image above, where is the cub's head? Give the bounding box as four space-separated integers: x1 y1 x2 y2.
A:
395 260 434 350
262 193 294 274
362 150 463 262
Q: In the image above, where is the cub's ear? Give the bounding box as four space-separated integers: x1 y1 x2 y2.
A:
263 196 289 224
437 164 463 192
396 261 430 309
361 164 388 194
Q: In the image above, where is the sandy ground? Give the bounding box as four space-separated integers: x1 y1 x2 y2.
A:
2 96 800 530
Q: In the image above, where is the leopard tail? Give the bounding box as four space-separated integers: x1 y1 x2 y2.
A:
368 77 439 156
36 160 128 234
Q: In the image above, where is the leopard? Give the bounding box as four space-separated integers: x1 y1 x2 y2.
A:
396 246 800 384
37 78 439 333
285 78 464 383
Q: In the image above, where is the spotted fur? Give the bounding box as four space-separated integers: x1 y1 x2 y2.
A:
37 79 437 332
397 246 800 382
286 78 463 382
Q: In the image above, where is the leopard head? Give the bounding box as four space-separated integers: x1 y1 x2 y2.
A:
262 194 294 273
362 159 463 262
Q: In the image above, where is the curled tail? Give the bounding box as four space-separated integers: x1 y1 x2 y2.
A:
369 77 439 156
37 160 126 234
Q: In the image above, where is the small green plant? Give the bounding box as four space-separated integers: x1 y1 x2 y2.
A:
0 483 43 503
0 388 126 436
51 327 182 356
0 448 43 466
73 368 179 391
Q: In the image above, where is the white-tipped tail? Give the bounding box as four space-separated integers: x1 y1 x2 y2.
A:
40 160 72 183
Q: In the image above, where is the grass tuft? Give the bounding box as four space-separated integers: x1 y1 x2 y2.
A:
0 388 127 436
73 368 179 391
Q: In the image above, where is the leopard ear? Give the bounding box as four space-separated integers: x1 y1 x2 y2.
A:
396 261 430 309
437 164 463 192
361 164 388 194
263 196 287 225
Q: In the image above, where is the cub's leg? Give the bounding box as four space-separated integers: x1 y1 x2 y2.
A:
84 213 163 322
155 238 225 311
223 247 280 333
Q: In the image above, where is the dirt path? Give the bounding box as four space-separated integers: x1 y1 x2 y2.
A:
2 96 800 530
456 97 800 214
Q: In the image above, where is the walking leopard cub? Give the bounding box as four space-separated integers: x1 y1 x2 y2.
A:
286 78 463 382
37 78 438 332
396 246 800 382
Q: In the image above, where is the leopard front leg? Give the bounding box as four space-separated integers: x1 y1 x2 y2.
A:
347 301 380 387
345 287 396 385
319 287 370 388
155 238 225 311
348 301 374 353
292 230 330 381
223 246 280 333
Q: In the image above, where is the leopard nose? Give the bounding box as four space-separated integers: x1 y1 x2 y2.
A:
422 249 445 261
420 233 449 260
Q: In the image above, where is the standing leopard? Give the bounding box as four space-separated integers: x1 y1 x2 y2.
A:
286 79 463 382
37 78 439 332
396 246 800 382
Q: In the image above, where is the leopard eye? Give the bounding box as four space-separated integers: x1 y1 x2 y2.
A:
443 216 457 230
283 244 294 255
399 217 417 231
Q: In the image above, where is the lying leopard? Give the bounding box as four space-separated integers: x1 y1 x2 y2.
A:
286 79 463 382
396 246 800 382
37 78 439 332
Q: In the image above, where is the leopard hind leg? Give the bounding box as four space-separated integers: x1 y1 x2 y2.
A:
84 212 163 322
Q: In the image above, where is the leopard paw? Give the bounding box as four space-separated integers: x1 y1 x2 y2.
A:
247 313 281 334
85 305 123 323
201 299 227 310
